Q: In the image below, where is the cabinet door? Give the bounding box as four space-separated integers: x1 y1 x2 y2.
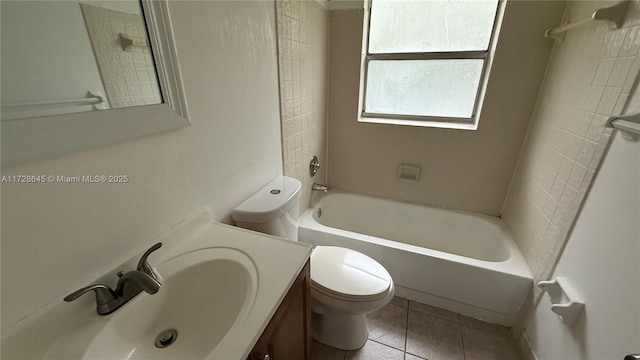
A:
251 261 310 360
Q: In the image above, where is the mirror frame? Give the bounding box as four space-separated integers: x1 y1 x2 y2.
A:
1 0 190 168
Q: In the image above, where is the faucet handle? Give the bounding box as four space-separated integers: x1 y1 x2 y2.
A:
64 284 117 305
137 242 162 280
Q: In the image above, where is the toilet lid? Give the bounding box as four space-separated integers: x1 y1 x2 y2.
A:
311 246 392 301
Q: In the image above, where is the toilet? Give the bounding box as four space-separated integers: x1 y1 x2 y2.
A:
232 176 394 350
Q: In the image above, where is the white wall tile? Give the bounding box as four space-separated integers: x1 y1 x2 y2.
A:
608 57 634 87
542 197 558 220
622 57 640 93
558 184 577 210
585 114 608 142
567 163 588 189
576 139 598 167
549 177 566 201
592 58 615 86
503 1 640 308
276 0 329 209
556 157 573 181
582 86 605 112
613 93 629 115
596 86 622 114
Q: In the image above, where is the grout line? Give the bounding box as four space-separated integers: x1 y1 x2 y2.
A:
408 308 461 327
404 301 410 357
367 338 406 354
408 301 462 325
459 320 467 360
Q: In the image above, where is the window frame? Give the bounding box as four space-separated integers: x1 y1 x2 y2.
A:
358 0 504 129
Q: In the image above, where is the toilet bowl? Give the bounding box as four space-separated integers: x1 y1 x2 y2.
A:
232 176 394 350
309 246 394 350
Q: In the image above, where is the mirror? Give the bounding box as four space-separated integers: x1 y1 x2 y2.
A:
1 0 189 168
1 0 162 120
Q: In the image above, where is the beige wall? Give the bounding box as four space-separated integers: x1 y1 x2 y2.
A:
1 0 283 334
277 0 329 209
503 0 640 333
327 1 566 216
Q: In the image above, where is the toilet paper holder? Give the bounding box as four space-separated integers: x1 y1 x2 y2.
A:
538 277 585 326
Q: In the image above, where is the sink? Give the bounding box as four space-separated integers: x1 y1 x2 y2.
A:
2 219 310 360
48 247 258 360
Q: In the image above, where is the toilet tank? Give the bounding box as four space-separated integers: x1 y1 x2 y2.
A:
232 176 302 241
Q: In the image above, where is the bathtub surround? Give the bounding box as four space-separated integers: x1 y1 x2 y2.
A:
2 1 283 335
319 0 640 350
519 132 640 360
275 0 330 209
327 1 565 216
502 0 640 300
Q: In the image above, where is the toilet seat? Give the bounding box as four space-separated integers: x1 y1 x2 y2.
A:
311 246 392 302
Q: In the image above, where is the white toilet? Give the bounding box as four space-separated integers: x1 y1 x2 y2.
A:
232 176 394 350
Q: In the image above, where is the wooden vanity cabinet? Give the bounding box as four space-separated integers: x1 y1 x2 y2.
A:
249 260 311 360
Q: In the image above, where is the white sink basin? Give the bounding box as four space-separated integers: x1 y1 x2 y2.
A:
51 248 258 360
1 218 311 360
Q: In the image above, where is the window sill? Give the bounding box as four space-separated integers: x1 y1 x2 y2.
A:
358 116 479 130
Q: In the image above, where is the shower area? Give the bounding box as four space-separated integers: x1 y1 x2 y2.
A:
274 0 640 329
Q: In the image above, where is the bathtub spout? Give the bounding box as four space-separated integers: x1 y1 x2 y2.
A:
312 183 328 192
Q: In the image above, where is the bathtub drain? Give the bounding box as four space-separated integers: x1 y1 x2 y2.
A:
155 329 178 348
317 208 322 218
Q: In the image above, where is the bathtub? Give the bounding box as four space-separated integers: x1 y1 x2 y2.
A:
299 192 533 326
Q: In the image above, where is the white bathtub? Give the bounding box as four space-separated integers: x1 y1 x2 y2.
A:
299 192 533 326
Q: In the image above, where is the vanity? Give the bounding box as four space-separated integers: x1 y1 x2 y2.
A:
250 261 311 360
0 211 312 360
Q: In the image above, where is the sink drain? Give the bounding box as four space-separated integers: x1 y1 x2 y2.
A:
155 329 178 348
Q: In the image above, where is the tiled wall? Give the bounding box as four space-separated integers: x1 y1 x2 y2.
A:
503 0 640 285
81 4 162 108
275 0 329 209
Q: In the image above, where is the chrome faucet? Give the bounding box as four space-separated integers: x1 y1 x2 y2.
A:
114 270 161 298
312 183 328 192
64 243 163 315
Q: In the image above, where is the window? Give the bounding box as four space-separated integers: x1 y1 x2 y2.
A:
358 0 501 129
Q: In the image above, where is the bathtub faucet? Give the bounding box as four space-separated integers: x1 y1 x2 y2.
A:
312 183 328 192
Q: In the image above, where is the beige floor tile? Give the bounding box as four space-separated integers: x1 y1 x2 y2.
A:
311 340 346 360
459 315 513 339
390 296 409 308
409 301 459 323
461 326 522 360
346 340 404 360
404 353 426 360
406 310 464 360
367 303 408 350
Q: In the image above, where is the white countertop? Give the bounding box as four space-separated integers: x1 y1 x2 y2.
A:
160 221 313 359
1 211 312 360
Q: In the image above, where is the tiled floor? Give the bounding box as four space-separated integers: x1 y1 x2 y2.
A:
311 297 522 360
